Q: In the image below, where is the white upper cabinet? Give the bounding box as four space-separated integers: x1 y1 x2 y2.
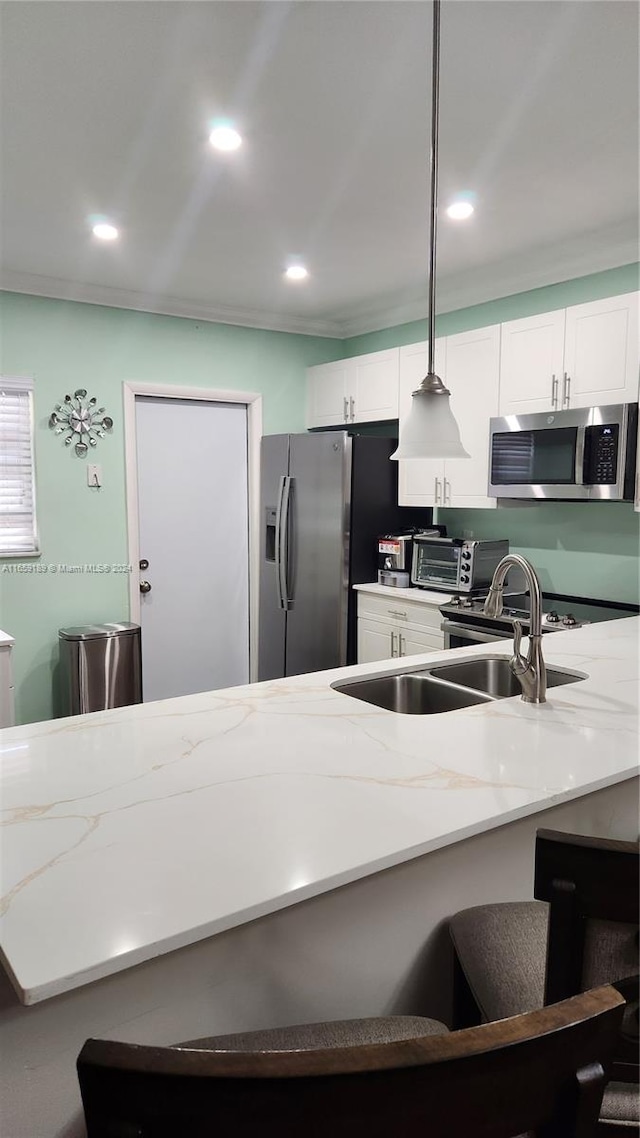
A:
444 324 501 508
499 292 639 416
306 359 351 428
306 349 399 428
499 309 566 415
350 349 400 422
397 338 447 507
398 328 500 510
563 293 639 409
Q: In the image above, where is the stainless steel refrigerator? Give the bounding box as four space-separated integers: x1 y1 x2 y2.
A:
258 432 432 680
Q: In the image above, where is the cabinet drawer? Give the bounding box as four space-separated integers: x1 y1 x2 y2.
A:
357 592 444 632
397 628 444 656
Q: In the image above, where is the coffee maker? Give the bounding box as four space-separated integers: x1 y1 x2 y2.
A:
377 527 442 587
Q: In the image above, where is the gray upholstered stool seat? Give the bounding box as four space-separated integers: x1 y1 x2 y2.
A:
450 900 639 1128
176 1014 449 1052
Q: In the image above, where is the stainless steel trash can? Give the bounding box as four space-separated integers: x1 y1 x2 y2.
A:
59 623 142 715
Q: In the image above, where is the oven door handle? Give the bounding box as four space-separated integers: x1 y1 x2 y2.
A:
441 620 513 644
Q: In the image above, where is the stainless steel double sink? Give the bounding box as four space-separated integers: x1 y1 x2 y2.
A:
331 655 586 714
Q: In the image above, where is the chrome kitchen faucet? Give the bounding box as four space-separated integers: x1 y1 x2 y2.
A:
483 554 547 704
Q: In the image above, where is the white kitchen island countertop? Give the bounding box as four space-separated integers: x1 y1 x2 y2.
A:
0 617 638 1007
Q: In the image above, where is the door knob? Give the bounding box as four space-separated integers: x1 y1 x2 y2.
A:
139 580 152 594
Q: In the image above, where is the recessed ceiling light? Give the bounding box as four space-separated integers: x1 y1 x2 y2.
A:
92 222 119 241
209 124 243 152
285 265 309 282
446 200 475 220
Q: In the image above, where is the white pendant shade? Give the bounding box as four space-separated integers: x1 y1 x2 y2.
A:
390 390 470 460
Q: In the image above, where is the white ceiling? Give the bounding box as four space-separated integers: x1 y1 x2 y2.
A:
1 0 638 338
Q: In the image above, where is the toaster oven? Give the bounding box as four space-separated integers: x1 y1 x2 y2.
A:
411 536 509 593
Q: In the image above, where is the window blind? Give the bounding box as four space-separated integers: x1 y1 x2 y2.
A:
0 376 38 555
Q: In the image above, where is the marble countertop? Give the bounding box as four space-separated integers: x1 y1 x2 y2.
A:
354 583 453 605
1 618 638 1005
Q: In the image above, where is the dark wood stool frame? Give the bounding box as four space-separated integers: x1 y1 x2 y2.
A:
534 829 639 1136
78 987 624 1138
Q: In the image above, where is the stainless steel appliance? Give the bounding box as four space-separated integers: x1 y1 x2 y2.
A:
258 433 433 679
378 527 441 587
411 536 509 593
488 402 638 501
439 592 638 650
59 623 142 714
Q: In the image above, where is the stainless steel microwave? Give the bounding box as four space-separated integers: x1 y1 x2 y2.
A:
488 403 638 501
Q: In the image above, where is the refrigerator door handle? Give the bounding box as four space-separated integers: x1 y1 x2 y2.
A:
278 475 293 611
275 475 286 610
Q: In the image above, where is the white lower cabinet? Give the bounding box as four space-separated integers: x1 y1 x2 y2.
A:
0 639 15 728
356 591 445 664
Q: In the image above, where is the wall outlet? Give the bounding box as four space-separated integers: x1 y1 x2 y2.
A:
87 464 102 488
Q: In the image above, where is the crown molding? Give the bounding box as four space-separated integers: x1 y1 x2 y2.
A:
0 270 345 340
3 220 638 344
334 222 640 338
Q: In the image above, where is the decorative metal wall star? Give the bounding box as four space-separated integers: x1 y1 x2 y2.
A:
49 390 113 456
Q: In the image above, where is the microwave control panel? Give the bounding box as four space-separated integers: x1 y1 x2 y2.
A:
584 423 619 485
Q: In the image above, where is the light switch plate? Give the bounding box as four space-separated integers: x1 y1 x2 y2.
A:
87 464 102 488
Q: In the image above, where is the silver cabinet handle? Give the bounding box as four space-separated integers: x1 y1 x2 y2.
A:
343 396 349 423
562 372 571 408
444 477 451 505
390 630 397 657
398 633 405 656
349 395 355 422
435 476 442 504
551 374 558 408
387 609 408 619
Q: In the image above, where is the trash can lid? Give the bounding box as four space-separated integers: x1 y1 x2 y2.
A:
59 622 140 641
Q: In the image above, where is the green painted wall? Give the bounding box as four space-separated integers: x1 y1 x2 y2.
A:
343 263 640 355
0 292 342 725
437 504 639 605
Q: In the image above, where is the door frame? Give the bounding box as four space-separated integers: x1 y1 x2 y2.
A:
123 382 263 682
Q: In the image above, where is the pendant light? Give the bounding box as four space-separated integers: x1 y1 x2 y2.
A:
391 0 469 461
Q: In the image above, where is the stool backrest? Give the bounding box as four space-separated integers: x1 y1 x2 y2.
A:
78 987 623 1138
534 828 639 1083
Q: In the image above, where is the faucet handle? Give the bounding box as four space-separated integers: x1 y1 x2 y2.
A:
511 620 528 675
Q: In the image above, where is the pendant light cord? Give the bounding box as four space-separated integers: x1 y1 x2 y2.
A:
427 0 440 378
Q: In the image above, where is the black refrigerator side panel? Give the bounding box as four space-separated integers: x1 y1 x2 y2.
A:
257 434 289 680
347 436 434 663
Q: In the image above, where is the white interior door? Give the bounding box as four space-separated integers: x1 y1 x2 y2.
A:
135 396 249 702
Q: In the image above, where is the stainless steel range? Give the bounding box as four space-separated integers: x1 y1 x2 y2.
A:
440 594 586 649
439 592 637 650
